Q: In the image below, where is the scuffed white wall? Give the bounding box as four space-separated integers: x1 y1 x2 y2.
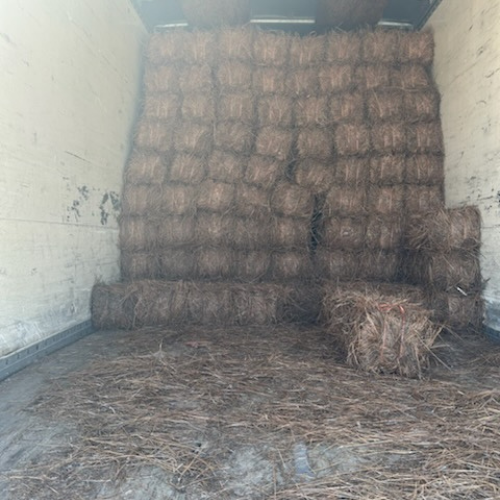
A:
427 0 500 331
0 1 146 356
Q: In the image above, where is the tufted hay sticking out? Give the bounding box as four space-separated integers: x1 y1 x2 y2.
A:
358 251 402 282
121 184 162 216
369 185 405 216
334 157 370 184
217 28 254 62
143 65 179 93
253 31 290 67
405 185 443 214
318 65 353 94
177 64 214 94
370 155 405 185
334 123 372 156
233 251 271 281
431 290 483 333
255 127 294 161
295 96 330 127
194 212 234 247
195 248 234 279
257 95 294 127
321 285 440 378
325 32 362 63
271 252 313 281
169 154 206 184
271 182 315 219
405 154 444 185
362 30 400 64
330 91 365 123
135 118 174 153
315 249 360 280
207 150 245 182
288 68 321 97
181 0 251 29
245 155 286 189
324 184 368 217
216 61 253 92
175 30 217 66
371 122 407 154
366 216 403 250
143 93 181 120
158 216 196 248
120 217 158 252
182 92 216 124
174 121 213 156
272 216 311 250
231 216 274 250
399 30 434 65
293 160 335 195
316 0 388 29
367 90 404 122
158 249 196 280
196 179 235 213
320 216 367 250
234 184 271 217
121 252 158 281
403 90 440 123
125 152 167 185
297 127 333 160
393 64 431 89
252 67 288 95
218 92 255 124
214 121 254 154
406 206 481 253
407 122 444 154
289 35 326 66
354 64 392 90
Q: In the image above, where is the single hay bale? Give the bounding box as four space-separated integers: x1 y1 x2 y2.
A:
178 64 214 94
316 0 388 29
271 252 313 280
318 65 353 94
194 212 234 247
370 155 405 185
253 31 290 67
357 250 402 282
121 184 162 216
135 118 174 153
253 67 288 95
295 96 330 127
287 67 321 97
407 122 444 154
234 184 272 217
272 216 311 250
207 149 246 182
158 249 196 279
143 64 179 93
296 127 333 160
231 216 273 250
214 121 254 154
121 252 158 281
399 30 434 65
405 154 444 185
324 185 368 216
182 92 216 124
169 153 206 184
334 123 371 156
147 33 183 65
371 122 407 154
255 127 294 161
257 95 294 127
193 284 235 325
320 216 367 250
181 0 251 29
405 185 443 214
330 91 365 123
233 251 271 281
271 182 315 219
315 249 360 280
334 157 370 184
232 284 278 325
160 183 197 215
174 121 213 156
362 30 399 64
366 216 403 250
196 179 235 212
393 64 431 89
143 92 181 120
322 287 440 378
367 90 404 122
281 282 323 324
218 92 255 124
217 28 254 62
91 282 137 329
406 206 481 253
369 185 405 215
158 215 196 248
354 64 392 90
195 247 234 279
325 32 362 63
431 290 483 333
289 35 326 66
216 61 253 92
403 90 440 123
293 160 336 195
245 155 286 189
125 152 167 185
174 30 217 66
120 217 158 251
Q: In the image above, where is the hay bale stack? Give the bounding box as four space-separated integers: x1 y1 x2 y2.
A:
181 0 251 29
321 283 441 378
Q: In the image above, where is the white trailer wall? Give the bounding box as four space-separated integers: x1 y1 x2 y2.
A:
427 0 500 333
0 1 146 356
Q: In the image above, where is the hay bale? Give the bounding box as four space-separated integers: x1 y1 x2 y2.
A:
218 92 255 124
253 67 288 95
125 152 167 185
318 65 353 94
403 90 439 123
330 91 365 123
334 157 370 184
121 252 158 281
216 61 253 92
393 64 431 89
315 249 360 280
143 93 181 120
366 216 403 250
158 216 196 248
271 182 315 219
333 281 426 303
122 184 162 216
431 291 483 333
399 31 434 65
293 160 335 195
120 217 158 252
257 95 294 127
371 122 407 154
91 282 137 329
370 155 405 185
214 121 254 154
334 123 371 156
288 68 321 97
196 248 234 279
196 180 235 213
255 127 294 161
234 184 272 217
295 96 330 127
195 213 234 247
253 31 290 67
181 92 216 124
367 90 404 122
324 185 368 216
158 249 196 279
174 121 213 156
143 65 179 93
178 64 214 94
297 127 333 160
231 216 273 250
405 185 443 214
181 0 251 28
169 154 206 184
407 122 444 154
354 64 391 90
369 185 405 215
325 32 362 63
174 31 217 66
245 156 286 189
320 216 367 250
271 252 313 280
233 251 271 281
135 118 174 153
362 30 399 64
405 154 444 185
289 35 326 66
207 150 245 183
316 0 388 29
358 250 401 282
281 282 324 324
217 28 254 62
147 33 182 65
321 286 440 378
272 217 311 250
